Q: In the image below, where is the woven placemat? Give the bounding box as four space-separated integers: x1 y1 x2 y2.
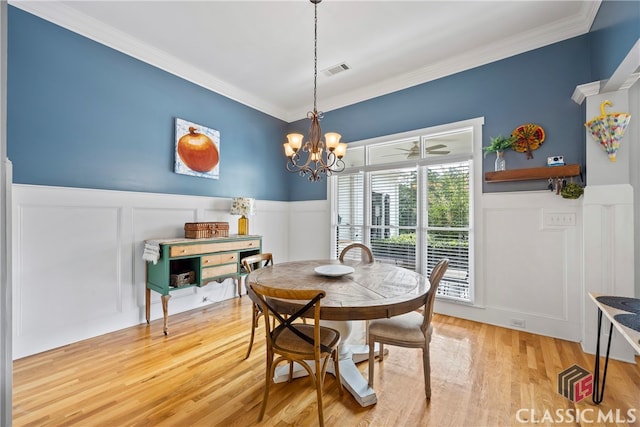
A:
614 313 640 333
596 296 640 314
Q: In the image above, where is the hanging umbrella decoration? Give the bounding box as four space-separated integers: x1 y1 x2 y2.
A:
585 100 631 162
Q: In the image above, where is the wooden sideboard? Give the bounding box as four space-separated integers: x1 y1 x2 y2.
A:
145 235 262 334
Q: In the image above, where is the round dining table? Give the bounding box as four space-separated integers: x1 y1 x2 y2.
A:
246 258 431 407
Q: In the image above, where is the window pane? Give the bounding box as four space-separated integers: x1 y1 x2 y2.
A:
370 169 417 270
427 162 470 228
342 146 365 168
427 230 470 300
371 230 416 270
426 160 471 301
336 173 364 255
423 128 473 158
368 139 420 165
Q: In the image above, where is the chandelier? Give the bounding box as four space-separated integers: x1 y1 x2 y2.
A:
283 0 347 182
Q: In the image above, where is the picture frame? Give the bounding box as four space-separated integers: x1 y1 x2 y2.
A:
174 118 220 179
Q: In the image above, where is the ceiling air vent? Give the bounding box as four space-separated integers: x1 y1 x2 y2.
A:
322 63 350 77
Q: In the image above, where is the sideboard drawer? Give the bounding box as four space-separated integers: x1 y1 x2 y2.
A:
202 263 237 280
201 252 238 266
170 240 260 257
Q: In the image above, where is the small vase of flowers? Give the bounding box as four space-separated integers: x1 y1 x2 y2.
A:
484 135 516 171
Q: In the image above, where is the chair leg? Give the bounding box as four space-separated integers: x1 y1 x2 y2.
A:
368 338 375 388
333 350 343 395
244 304 259 360
258 355 274 422
364 320 369 344
314 358 325 427
423 344 431 400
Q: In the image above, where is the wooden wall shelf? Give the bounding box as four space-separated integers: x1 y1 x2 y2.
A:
485 164 581 183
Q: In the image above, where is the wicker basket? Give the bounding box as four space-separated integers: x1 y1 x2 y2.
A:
170 271 195 287
212 222 230 237
184 222 215 239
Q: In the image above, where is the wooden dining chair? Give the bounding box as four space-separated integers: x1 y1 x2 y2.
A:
367 258 449 400
339 243 374 263
250 283 343 427
339 243 375 344
242 253 273 360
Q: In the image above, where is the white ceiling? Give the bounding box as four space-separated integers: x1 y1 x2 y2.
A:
11 0 601 122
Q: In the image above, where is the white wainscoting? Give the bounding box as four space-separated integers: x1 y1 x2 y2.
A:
286 200 331 261
14 184 633 362
437 190 584 343
581 184 636 363
11 184 290 359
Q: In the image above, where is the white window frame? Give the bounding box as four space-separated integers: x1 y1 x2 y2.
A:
329 117 484 305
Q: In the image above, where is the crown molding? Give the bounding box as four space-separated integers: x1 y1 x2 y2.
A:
287 1 601 121
602 39 640 93
573 37 639 104
9 0 290 121
572 81 602 104
11 0 601 124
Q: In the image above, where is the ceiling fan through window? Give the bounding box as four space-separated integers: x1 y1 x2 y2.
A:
393 141 451 159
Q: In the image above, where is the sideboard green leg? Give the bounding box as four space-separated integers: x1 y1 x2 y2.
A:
145 288 151 324
161 294 171 335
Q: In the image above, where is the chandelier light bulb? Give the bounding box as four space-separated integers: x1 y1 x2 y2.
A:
283 143 295 158
325 132 341 151
286 133 304 151
334 143 347 159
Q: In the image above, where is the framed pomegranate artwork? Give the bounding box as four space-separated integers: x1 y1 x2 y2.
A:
174 118 220 179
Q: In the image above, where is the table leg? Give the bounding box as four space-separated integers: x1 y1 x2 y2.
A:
593 308 614 404
331 353 378 406
161 294 171 335
145 288 151 325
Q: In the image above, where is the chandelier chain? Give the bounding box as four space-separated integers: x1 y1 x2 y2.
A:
313 0 318 113
282 0 346 182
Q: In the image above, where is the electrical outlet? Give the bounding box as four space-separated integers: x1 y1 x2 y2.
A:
509 318 526 328
543 212 576 227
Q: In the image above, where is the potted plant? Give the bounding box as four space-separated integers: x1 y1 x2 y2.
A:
484 135 516 171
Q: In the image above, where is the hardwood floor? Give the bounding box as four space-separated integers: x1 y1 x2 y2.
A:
13 296 640 426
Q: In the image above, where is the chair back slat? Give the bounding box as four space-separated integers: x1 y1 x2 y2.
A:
250 283 327 357
242 253 273 273
339 243 374 263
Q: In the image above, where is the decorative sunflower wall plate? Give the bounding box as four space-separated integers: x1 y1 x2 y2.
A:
512 123 545 159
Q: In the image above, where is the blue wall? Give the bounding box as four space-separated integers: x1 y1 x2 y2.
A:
588 0 640 81
289 36 592 201
7 2 639 203
288 0 640 201
8 7 290 201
